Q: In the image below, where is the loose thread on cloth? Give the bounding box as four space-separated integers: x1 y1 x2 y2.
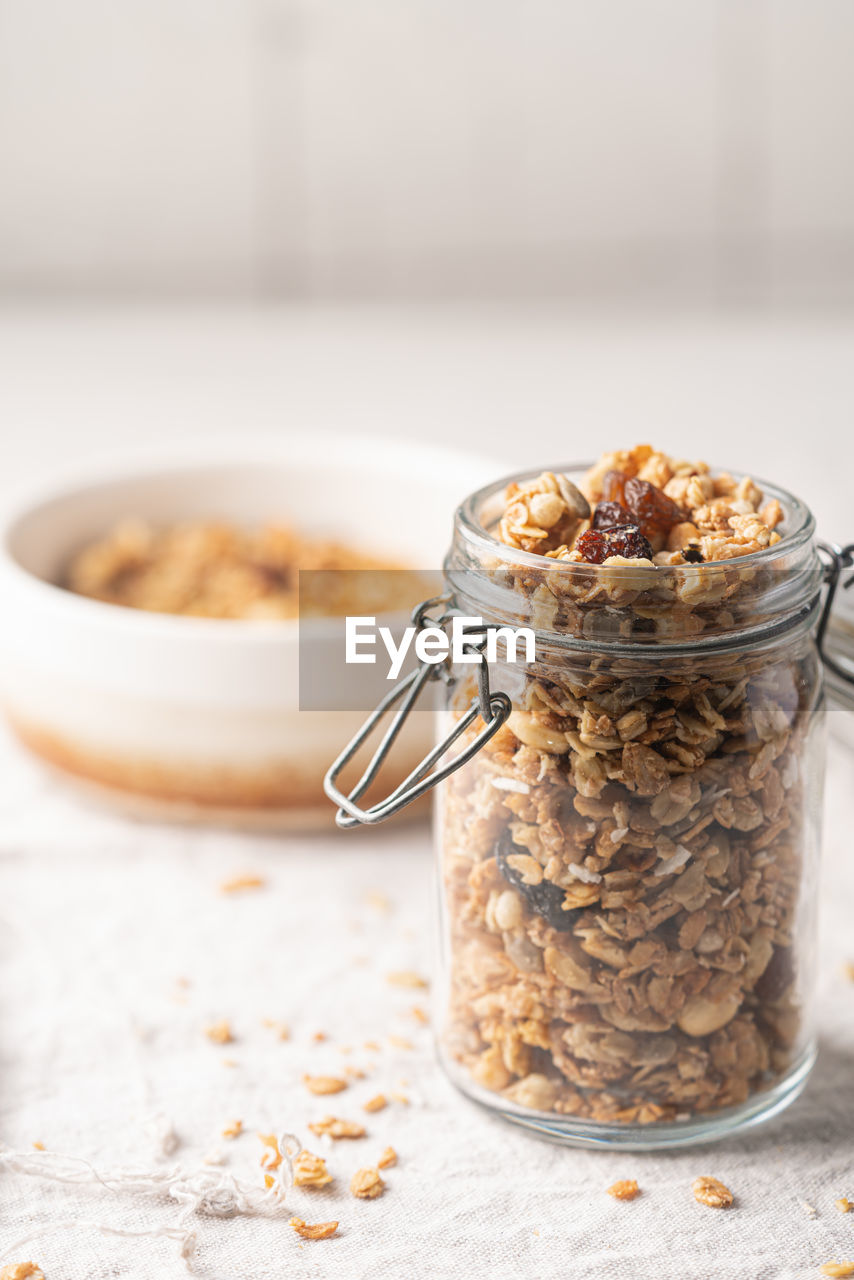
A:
0 1133 300 1270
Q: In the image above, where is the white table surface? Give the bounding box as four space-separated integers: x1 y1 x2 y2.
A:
1 305 853 1280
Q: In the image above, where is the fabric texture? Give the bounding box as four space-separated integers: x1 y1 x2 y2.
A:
1 714 853 1280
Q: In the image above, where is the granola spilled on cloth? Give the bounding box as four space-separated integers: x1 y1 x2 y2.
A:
440 445 818 1127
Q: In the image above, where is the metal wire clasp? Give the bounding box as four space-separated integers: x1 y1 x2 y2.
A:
817 541 854 686
323 594 512 828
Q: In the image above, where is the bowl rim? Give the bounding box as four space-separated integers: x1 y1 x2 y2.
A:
0 433 502 642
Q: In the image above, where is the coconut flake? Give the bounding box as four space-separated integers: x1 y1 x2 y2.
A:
653 845 692 877
721 888 740 908
610 827 629 843
490 777 530 795
568 863 602 885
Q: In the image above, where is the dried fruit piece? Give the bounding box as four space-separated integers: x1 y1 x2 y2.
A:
308 1116 366 1140
607 1179 640 1201
624 476 686 540
293 1150 333 1189
691 1176 734 1208
350 1166 386 1199
574 525 654 565
592 500 632 530
288 1217 339 1241
495 831 576 931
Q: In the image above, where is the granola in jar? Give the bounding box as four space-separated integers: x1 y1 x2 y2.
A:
437 446 825 1142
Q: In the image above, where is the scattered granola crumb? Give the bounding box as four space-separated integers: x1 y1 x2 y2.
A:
350 1167 386 1199
836 1198 852 1214
312 1031 328 1043
261 1018 290 1040
288 1217 339 1241
386 971 428 989
692 1176 734 1209
345 1066 366 1080
31 1142 45 1151
308 1116 367 1140
221 1057 239 1068
607 1179 640 1201
363 1040 381 1053
377 1146 397 1169
844 962 854 982
259 1133 282 1171
264 1173 276 1190
409 1005 429 1025
363 1094 388 1113
220 873 265 894
303 1074 348 1096
388 1035 413 1051
222 1119 243 1139
366 891 392 913
0 1266 45 1280
390 1091 410 1106
204 1019 234 1045
821 1264 854 1278
293 1150 333 1189
802 1201 819 1219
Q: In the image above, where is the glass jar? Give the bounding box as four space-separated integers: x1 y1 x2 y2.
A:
326 465 850 1149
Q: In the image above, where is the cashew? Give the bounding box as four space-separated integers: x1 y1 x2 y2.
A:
677 992 741 1037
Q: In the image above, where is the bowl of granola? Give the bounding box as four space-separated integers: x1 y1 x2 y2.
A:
0 434 498 827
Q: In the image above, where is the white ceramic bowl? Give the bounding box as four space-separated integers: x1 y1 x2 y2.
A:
0 435 502 828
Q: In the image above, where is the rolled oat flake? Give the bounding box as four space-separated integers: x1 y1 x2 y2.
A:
325 446 854 1148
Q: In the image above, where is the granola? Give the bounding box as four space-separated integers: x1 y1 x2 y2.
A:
692 1176 734 1208
440 446 820 1129
288 1217 339 1241
66 519 410 620
607 1179 640 1200
292 1150 334 1189
308 1116 367 1140
350 1167 386 1199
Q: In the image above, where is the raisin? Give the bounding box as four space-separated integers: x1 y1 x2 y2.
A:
592 500 631 530
575 524 654 564
600 469 629 504
681 545 704 564
623 476 685 540
494 830 576 932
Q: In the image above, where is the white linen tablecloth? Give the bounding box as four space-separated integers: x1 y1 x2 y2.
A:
1 715 853 1280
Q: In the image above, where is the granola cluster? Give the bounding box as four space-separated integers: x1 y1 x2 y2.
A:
500 445 784 566
440 447 819 1127
66 519 408 619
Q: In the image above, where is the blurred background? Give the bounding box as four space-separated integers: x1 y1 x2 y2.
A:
0 1 851 532
1 0 853 305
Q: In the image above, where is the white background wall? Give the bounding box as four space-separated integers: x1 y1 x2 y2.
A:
0 1 853 303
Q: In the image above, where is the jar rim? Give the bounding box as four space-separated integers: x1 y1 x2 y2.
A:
454 460 816 575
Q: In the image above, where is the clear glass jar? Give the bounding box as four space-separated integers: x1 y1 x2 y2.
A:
324 464 851 1149
434 466 826 1148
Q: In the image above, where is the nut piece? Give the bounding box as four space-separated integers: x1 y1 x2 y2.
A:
692 1176 734 1209
607 1179 640 1201
303 1074 348 1096
308 1115 366 1140
293 1150 333 1189
288 1217 339 1241
363 1094 388 1113
351 1166 386 1199
377 1146 398 1169
677 993 740 1037
821 1266 854 1278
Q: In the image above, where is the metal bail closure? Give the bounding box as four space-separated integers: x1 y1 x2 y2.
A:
817 542 854 687
323 595 512 828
